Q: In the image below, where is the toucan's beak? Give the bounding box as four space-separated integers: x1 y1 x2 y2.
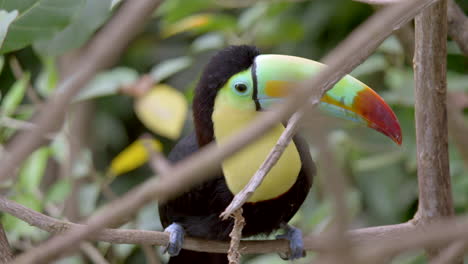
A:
253 54 402 145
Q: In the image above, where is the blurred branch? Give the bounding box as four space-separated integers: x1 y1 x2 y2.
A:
9 1 440 263
6 194 468 259
0 222 12 263
354 0 468 56
141 134 172 174
9 56 43 105
220 111 303 219
447 94 468 168
141 245 161 264
447 0 468 55
353 0 402 4
393 24 415 64
413 0 457 261
430 241 468 264
0 0 163 183
80 243 110 264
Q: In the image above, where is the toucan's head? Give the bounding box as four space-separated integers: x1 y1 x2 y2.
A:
193 45 402 146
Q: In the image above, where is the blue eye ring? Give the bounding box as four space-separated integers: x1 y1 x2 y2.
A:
233 82 249 96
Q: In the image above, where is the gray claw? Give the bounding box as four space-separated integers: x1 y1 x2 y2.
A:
276 224 306 260
164 223 185 256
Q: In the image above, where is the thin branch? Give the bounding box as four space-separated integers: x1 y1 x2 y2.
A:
447 94 468 168
141 244 161 264
430 241 468 264
0 0 164 182
80 243 110 264
10 1 439 263
227 209 245 264
9 56 43 106
353 0 402 4
354 0 468 56
0 222 12 263
447 0 468 55
220 111 304 219
140 134 172 174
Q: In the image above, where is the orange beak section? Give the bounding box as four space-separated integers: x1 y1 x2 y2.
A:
321 87 402 145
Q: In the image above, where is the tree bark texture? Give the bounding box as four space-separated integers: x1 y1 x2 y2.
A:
414 0 457 259
0 223 12 263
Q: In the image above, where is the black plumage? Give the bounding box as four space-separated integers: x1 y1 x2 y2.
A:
158 45 315 264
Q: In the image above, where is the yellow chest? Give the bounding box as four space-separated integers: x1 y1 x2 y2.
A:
212 105 301 202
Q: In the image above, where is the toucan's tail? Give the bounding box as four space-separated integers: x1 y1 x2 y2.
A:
168 249 228 264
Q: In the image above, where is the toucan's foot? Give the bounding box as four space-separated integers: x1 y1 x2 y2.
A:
276 224 306 260
164 222 185 256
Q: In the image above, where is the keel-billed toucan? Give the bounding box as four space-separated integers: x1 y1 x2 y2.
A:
159 45 401 264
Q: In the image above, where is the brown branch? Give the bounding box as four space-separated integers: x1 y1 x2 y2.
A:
413 0 457 261
6 193 468 260
393 24 415 65
80 243 110 264
447 95 468 168
447 0 468 55
353 0 401 4
140 134 173 174
0 0 163 183
10 1 439 263
430 241 468 264
0 222 12 263
220 111 304 219
141 244 161 264
354 0 468 56
227 209 245 264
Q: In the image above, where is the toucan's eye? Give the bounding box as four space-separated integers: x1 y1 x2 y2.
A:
233 82 249 96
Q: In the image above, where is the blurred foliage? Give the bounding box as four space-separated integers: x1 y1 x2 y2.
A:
0 0 467 263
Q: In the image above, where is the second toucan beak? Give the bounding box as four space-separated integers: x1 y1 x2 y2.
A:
253 54 402 145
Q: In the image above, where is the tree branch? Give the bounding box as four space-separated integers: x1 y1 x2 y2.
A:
6 194 468 261
0 0 164 182
10 1 439 263
447 0 468 55
354 0 468 56
0 222 12 263
414 0 457 261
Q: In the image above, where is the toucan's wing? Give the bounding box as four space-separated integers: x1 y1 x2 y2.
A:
158 133 231 233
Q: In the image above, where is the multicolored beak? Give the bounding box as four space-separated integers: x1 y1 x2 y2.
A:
253 54 402 145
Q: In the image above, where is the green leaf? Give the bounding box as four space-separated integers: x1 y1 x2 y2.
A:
191 33 225 53
35 56 58 97
18 147 49 193
78 183 99 216
0 9 18 49
158 0 214 23
0 55 4 76
33 0 112 56
150 57 192 83
0 72 30 116
46 179 71 203
74 67 138 101
0 0 85 54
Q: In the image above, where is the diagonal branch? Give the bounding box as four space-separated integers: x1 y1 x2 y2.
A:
0 0 164 183
10 1 439 263
354 0 468 56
